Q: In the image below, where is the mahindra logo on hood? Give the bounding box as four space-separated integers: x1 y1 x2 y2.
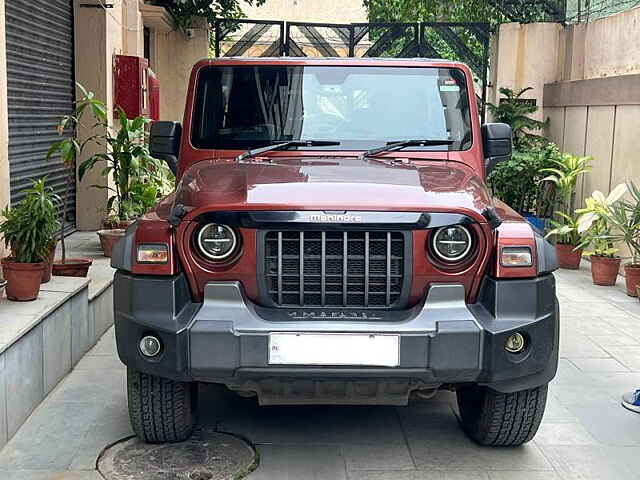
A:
306 213 363 223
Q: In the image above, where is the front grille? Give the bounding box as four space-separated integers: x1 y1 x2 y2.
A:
263 231 405 308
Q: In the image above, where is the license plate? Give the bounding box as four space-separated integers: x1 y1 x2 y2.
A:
268 333 400 367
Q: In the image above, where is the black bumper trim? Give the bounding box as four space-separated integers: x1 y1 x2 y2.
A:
114 272 558 393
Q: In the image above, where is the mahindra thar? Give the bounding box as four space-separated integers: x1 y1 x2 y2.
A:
112 57 559 446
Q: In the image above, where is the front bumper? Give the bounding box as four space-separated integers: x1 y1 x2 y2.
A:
114 272 558 397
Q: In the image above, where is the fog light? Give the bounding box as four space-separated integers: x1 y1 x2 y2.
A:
505 332 526 353
139 335 162 357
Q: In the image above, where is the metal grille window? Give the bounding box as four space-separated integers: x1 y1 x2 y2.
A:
264 231 405 308
5 0 75 228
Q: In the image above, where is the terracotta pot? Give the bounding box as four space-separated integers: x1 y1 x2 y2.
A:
52 258 93 278
590 256 621 286
41 244 57 284
624 264 640 297
555 244 582 270
1 258 46 301
97 229 126 258
102 219 133 230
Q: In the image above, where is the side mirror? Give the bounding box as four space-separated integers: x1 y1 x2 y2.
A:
150 121 182 176
481 123 512 175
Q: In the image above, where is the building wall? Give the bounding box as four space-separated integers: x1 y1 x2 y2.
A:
491 7 640 207
240 0 367 23
72 1 208 229
152 18 210 122
0 0 9 258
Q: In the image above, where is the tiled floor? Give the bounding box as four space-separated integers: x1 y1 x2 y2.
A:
2 264 640 479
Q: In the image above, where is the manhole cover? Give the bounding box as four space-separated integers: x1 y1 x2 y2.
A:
98 428 256 480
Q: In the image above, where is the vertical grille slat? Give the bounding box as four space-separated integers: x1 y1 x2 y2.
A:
299 231 304 306
321 231 326 306
386 232 392 305
277 232 283 305
264 230 405 310
364 232 370 307
343 231 348 307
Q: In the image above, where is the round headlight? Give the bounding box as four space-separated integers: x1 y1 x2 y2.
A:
197 223 238 261
431 225 472 262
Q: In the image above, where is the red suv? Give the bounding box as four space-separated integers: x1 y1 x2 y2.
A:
112 57 559 446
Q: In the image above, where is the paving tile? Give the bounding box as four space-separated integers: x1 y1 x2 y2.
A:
602 345 640 371
561 301 630 318
349 472 489 480
0 401 98 470
68 404 132 470
587 334 640 347
71 289 90 366
219 401 406 446
74 352 124 371
0 354 6 450
487 472 561 480
539 445 640 480
569 357 628 372
398 407 552 471
249 445 346 480
560 398 640 446
42 302 72 395
533 422 598 446
541 392 579 424
0 470 103 480
559 334 610 359
5 325 43 438
46 366 125 406
342 444 414 471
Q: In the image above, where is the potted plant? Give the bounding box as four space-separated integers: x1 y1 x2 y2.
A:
78 108 169 257
601 182 640 296
541 153 591 269
0 179 61 301
577 184 628 286
545 213 583 269
46 84 104 276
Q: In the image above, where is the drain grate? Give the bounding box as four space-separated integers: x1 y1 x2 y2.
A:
98 428 255 480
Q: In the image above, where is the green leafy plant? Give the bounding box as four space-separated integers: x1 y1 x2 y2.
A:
601 182 640 266
541 154 592 215
488 143 561 214
577 184 628 258
487 87 548 149
545 212 582 246
78 108 175 226
0 178 61 263
541 153 591 246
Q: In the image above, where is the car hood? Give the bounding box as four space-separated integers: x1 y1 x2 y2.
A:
175 157 493 220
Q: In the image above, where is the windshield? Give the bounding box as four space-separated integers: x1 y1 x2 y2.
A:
191 65 473 151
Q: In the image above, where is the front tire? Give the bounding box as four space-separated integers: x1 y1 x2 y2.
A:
127 368 197 443
456 384 547 446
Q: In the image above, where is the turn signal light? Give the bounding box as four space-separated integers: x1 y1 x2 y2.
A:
500 247 532 267
137 244 169 263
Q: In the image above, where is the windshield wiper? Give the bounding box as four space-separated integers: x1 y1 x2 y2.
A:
235 140 341 162
358 139 454 160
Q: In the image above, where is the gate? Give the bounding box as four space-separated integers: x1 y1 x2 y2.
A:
213 21 490 116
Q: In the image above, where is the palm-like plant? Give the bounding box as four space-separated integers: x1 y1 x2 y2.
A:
602 182 640 266
487 87 548 149
545 212 581 246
